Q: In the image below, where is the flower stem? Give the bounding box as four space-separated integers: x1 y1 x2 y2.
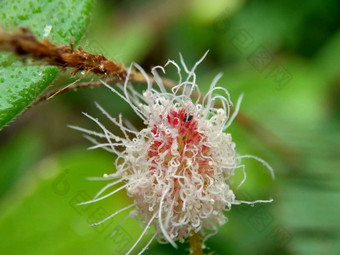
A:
189 233 204 255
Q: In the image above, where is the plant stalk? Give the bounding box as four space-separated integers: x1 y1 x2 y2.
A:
189 233 204 255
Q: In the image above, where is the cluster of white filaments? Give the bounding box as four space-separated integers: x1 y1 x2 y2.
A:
70 52 274 254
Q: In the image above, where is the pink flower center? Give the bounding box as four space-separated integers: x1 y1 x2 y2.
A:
147 108 213 205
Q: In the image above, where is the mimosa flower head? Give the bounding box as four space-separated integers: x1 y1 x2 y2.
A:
70 52 274 254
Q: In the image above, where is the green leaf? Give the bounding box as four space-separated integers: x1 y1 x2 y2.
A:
0 0 94 129
0 148 145 255
0 129 43 198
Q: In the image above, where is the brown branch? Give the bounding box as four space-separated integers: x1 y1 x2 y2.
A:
0 26 175 103
235 112 299 168
0 27 143 82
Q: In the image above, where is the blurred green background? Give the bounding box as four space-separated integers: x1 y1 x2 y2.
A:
1 0 340 254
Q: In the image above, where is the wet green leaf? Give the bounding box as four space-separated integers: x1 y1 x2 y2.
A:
0 0 94 129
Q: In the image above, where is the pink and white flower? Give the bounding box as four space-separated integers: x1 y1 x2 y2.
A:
70 52 274 254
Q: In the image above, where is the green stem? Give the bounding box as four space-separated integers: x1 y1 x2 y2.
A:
189 233 204 255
